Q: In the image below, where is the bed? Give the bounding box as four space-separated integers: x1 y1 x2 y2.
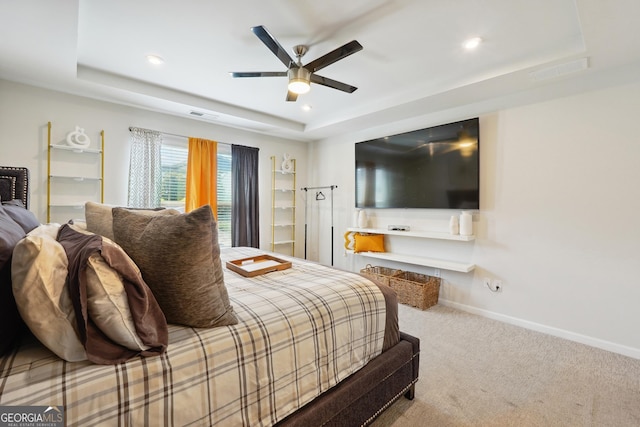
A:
0 166 419 426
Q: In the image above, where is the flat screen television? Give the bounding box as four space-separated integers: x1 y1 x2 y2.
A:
355 118 479 209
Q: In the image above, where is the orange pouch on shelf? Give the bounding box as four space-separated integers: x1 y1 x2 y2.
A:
353 233 385 253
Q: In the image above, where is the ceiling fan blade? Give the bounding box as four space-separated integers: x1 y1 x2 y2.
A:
230 71 287 78
251 25 295 69
311 74 358 93
286 91 299 102
304 40 363 73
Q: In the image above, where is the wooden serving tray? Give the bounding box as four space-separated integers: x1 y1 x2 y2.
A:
226 254 292 277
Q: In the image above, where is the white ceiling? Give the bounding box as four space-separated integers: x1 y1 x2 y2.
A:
2 0 640 142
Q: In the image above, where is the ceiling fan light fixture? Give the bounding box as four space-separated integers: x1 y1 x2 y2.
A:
289 80 310 94
288 67 311 94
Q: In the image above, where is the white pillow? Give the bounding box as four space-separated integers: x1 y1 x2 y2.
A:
11 228 87 362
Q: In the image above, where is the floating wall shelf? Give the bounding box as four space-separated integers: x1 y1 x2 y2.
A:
347 226 476 272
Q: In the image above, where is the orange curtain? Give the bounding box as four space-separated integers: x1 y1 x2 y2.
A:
185 137 217 214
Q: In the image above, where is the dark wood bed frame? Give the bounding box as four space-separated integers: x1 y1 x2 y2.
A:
1 166 420 427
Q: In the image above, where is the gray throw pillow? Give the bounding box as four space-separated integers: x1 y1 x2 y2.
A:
0 207 25 270
112 205 237 328
0 206 28 355
85 201 175 241
1 201 40 233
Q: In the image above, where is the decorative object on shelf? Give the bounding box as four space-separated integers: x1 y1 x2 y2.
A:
459 211 473 236
357 209 368 228
353 233 385 253
388 225 410 231
353 209 361 228
343 231 355 250
281 153 293 174
449 215 460 235
65 126 91 148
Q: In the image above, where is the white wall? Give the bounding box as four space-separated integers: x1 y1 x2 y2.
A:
309 81 640 359
3 78 639 358
0 79 309 256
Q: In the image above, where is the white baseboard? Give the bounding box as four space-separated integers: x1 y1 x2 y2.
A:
439 299 640 360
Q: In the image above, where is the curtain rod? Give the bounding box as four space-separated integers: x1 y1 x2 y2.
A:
301 185 338 191
128 126 188 139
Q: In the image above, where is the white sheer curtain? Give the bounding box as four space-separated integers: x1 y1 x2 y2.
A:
127 128 162 208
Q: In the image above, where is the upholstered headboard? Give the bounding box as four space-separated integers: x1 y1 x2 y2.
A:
0 166 29 209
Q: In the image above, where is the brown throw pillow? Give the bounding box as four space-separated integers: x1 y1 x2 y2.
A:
112 205 237 328
84 201 114 239
85 201 175 241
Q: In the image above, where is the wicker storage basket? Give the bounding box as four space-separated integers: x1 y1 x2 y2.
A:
389 271 441 310
360 264 402 286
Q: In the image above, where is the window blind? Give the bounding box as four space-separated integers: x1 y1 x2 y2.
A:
160 141 232 247
217 143 232 247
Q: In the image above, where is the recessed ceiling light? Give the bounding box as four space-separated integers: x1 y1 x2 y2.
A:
463 37 482 50
146 54 165 65
302 104 312 112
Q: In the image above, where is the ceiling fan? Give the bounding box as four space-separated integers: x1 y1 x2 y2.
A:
230 25 363 102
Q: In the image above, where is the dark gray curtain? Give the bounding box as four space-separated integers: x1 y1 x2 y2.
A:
231 145 259 247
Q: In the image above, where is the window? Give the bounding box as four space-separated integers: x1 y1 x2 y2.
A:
160 139 232 247
160 143 187 211
216 144 232 247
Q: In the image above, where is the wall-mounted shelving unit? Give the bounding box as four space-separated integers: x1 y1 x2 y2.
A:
348 227 475 242
270 155 296 256
346 226 476 273
47 121 104 223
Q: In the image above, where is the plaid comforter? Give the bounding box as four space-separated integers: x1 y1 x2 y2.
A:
0 247 387 426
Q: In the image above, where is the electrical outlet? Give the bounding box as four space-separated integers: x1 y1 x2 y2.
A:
484 277 501 293
433 268 441 278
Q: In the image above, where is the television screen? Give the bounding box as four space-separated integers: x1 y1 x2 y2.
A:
355 118 479 209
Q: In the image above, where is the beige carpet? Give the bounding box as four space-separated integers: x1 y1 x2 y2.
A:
371 304 640 427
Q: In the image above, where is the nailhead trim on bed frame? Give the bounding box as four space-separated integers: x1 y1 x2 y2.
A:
0 166 29 208
361 353 420 426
